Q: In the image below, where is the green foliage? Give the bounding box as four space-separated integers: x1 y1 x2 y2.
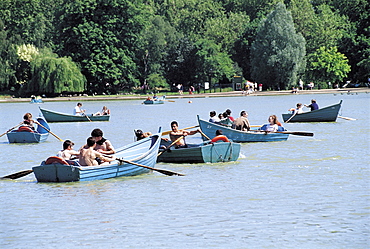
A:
28 49 86 95
0 0 368 95
251 2 306 90
307 46 351 84
194 39 235 85
56 0 150 93
0 19 17 91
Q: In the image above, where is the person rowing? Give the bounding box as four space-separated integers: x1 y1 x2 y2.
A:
169 121 200 149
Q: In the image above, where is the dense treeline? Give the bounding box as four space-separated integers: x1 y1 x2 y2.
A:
0 0 368 96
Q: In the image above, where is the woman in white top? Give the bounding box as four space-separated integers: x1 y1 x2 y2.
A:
265 115 279 132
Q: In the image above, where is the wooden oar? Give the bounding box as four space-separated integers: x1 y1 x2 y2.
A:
117 158 184 176
198 129 211 140
82 112 92 122
338 116 356 121
285 112 297 123
274 131 314 136
1 169 33 180
33 120 64 141
162 125 199 136
158 136 184 156
0 122 23 138
250 125 262 128
163 99 175 102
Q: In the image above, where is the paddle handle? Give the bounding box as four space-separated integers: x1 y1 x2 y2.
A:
285 112 297 123
0 122 24 137
82 112 92 122
158 136 184 156
34 120 64 141
162 125 199 136
199 129 211 140
117 158 184 176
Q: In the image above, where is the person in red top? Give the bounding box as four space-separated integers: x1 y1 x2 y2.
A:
225 109 235 122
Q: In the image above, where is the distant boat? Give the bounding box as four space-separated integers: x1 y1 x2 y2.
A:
282 100 342 123
143 96 165 105
158 140 240 163
30 99 43 104
7 118 50 143
197 115 289 143
32 130 162 182
39 107 110 122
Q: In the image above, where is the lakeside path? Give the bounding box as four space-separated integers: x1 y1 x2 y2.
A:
1 87 369 103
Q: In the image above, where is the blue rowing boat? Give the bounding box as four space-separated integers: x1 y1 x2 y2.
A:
143 96 166 105
39 107 110 122
282 100 342 122
158 140 240 163
6 118 50 143
197 115 289 143
32 129 162 182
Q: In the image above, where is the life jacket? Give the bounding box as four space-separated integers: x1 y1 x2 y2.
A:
17 126 34 132
45 156 69 165
211 135 230 143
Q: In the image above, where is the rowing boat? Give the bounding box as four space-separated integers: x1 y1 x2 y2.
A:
143 96 165 105
39 107 110 122
32 129 162 182
157 140 240 163
7 118 50 143
282 100 342 122
197 115 289 143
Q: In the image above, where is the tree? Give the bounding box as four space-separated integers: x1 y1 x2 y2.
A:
55 0 150 94
251 2 306 90
307 46 351 86
194 39 235 89
28 49 86 95
0 19 18 92
0 0 60 48
139 15 182 89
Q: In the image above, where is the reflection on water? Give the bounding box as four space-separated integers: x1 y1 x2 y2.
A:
0 93 369 248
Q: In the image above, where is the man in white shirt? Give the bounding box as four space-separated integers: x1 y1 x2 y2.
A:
73 103 85 115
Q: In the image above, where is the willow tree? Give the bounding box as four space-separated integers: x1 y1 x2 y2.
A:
28 52 86 95
251 2 306 90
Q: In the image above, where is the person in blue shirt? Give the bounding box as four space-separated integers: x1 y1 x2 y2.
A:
305 99 319 111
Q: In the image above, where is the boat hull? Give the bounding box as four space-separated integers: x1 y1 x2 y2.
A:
282 100 342 122
39 107 110 122
198 116 289 143
158 140 240 163
143 100 164 105
32 131 162 182
7 118 50 143
7 132 49 143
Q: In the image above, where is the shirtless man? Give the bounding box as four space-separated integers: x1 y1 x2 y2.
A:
79 137 116 166
233 111 250 131
169 121 199 148
90 128 115 155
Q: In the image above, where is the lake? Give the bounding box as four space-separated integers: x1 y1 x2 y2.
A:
0 92 369 248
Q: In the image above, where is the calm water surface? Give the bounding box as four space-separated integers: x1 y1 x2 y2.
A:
1 93 369 248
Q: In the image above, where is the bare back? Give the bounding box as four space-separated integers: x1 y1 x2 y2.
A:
79 147 102 166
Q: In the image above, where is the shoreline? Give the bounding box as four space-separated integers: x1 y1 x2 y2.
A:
0 87 368 103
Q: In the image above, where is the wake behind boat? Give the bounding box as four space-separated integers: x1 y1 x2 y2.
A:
7 117 50 143
197 115 289 143
39 107 110 122
32 129 162 182
158 139 240 163
282 100 342 123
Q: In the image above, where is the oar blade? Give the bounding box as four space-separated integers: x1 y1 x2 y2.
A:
155 168 185 176
1 169 33 180
284 131 314 136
